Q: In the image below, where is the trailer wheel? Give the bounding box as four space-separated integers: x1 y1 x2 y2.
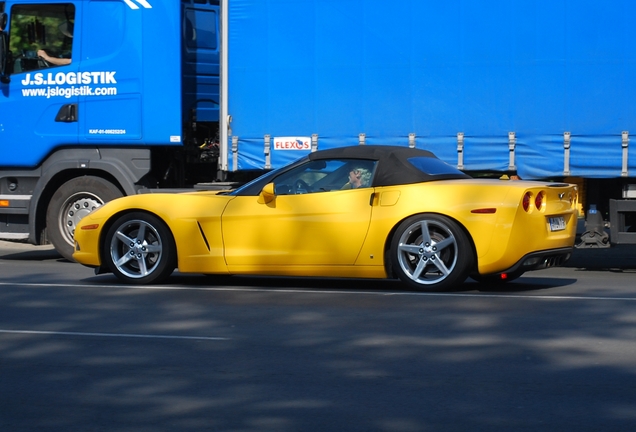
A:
46 176 123 261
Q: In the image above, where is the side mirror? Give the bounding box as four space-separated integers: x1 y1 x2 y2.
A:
258 182 276 204
0 27 8 84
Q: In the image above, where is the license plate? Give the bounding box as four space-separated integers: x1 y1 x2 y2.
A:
549 216 566 231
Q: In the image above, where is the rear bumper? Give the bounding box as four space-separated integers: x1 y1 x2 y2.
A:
483 247 573 277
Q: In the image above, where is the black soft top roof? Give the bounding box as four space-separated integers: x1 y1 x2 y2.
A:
308 145 470 186
230 145 470 196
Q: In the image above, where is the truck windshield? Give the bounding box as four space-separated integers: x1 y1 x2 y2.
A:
8 3 74 74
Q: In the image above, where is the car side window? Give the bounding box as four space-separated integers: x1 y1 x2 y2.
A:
273 159 377 195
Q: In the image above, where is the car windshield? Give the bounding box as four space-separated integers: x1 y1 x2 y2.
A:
407 156 465 176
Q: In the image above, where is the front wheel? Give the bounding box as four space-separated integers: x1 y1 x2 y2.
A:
103 212 176 284
46 176 123 261
390 214 473 291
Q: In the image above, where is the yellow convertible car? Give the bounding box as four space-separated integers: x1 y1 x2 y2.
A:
73 146 578 291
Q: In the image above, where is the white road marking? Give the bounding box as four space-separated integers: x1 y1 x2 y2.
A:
1 281 635 302
0 329 228 341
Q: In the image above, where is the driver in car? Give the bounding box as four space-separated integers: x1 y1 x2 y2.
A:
342 167 370 189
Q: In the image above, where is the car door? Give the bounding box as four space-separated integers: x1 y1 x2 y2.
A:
221 158 376 269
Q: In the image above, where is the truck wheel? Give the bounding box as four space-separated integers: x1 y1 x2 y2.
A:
390 214 473 291
46 176 123 261
103 212 176 284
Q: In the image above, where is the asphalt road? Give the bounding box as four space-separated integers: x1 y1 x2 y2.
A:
1 241 636 431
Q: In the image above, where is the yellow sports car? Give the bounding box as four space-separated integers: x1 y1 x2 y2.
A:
73 146 578 291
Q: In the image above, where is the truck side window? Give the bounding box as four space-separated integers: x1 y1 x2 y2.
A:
8 3 74 73
184 8 218 50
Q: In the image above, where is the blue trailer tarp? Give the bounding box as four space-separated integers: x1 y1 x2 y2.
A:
227 0 636 178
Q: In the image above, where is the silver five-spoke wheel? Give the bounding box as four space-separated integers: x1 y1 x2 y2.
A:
103 212 176 284
391 214 473 291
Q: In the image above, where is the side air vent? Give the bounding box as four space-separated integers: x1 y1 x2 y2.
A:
197 222 210 251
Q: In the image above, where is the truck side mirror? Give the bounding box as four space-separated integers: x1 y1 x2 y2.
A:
0 22 9 84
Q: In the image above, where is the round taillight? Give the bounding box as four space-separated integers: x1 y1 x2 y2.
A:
523 192 532 212
535 191 544 210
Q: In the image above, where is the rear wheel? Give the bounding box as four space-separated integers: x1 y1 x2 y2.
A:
46 176 123 261
390 214 473 291
103 212 177 284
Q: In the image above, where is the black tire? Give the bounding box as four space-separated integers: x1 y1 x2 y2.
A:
390 214 473 291
103 212 176 284
46 176 123 261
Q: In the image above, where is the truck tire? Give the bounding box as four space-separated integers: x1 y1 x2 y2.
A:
46 176 123 261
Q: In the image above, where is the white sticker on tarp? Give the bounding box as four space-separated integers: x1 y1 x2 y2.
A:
274 137 311 150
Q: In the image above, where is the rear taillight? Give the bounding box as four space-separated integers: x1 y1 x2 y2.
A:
523 192 532 212
535 191 544 211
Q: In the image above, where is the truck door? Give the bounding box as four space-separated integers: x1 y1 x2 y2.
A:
0 2 79 167
76 0 182 149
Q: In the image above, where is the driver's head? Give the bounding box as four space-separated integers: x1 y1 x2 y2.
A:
350 167 371 188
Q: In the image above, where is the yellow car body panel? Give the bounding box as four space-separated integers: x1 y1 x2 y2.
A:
354 180 577 275
72 145 578 289
74 191 234 273
355 181 503 270
481 182 577 274
74 179 577 278
221 187 373 269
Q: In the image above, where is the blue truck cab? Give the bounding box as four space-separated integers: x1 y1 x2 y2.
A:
0 0 220 260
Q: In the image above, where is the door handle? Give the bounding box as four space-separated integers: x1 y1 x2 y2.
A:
55 103 78 122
